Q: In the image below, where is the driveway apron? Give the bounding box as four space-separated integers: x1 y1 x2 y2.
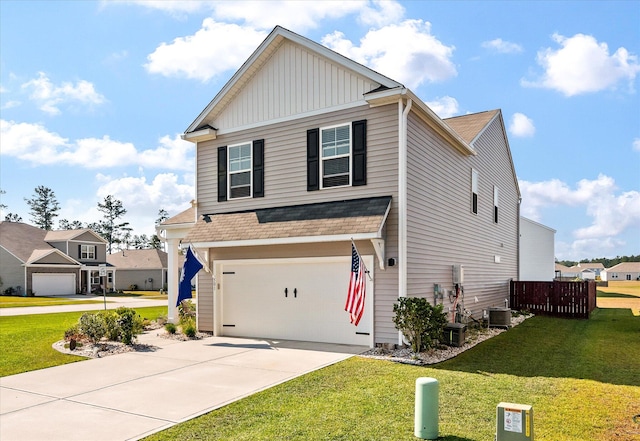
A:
0 333 364 441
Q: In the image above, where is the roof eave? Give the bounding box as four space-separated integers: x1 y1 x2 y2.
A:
182 127 217 143
190 231 382 250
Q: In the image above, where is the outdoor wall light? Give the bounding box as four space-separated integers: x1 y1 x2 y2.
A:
202 214 212 223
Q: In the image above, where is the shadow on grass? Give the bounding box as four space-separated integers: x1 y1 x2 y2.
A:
433 308 640 387
597 291 639 298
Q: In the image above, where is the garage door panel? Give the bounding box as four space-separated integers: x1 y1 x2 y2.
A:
32 273 76 296
221 258 371 345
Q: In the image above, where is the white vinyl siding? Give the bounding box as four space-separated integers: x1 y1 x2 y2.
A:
228 142 252 199
320 123 351 188
406 112 519 320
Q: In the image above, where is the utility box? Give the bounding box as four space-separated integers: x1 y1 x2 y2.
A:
452 264 464 284
442 323 466 347
489 307 511 328
496 402 534 441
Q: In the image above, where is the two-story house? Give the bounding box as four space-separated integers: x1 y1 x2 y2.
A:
162 26 520 348
0 222 112 295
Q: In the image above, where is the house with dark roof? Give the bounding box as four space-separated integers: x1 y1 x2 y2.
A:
0 221 111 295
107 249 168 291
159 26 521 347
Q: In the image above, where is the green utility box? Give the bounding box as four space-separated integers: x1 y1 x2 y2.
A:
496 402 534 441
415 377 439 440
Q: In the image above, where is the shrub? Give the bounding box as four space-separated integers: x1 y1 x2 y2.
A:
99 310 120 341
165 322 177 334
115 307 143 345
78 312 107 344
178 299 196 325
182 319 197 338
129 284 138 290
64 324 83 341
393 297 447 353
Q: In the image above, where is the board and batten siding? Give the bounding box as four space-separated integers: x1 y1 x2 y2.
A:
519 217 555 281
195 103 401 344
214 40 381 131
405 112 519 321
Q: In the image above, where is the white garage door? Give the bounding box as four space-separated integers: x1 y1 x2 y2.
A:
220 257 373 346
32 273 76 296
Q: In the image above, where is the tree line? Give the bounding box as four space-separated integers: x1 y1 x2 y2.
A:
1 186 168 253
556 255 640 268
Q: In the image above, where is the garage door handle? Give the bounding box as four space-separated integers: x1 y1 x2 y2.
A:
284 288 288 297
294 288 297 298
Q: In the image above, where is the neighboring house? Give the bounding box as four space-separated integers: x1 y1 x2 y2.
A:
580 268 596 280
0 221 112 295
601 262 640 281
575 262 604 278
554 263 570 280
161 26 521 347
519 217 556 281
107 249 168 291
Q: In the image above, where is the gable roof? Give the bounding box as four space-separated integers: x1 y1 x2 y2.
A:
576 262 605 270
604 262 640 272
26 248 79 265
444 110 500 144
185 26 402 136
162 206 196 226
45 229 107 244
107 249 168 270
0 222 50 262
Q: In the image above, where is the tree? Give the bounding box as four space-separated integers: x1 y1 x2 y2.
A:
96 195 130 254
0 189 6 211
151 209 169 250
4 213 22 222
25 186 60 230
58 219 85 230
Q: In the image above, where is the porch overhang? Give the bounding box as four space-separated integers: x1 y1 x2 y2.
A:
185 196 392 269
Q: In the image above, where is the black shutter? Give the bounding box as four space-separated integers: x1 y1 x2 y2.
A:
352 119 367 186
78 244 81 259
217 146 227 202
307 128 319 191
253 139 264 198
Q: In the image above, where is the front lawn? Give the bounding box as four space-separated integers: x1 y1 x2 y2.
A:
0 306 167 377
598 281 640 297
144 308 640 441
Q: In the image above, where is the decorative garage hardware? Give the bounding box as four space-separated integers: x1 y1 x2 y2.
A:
222 271 235 274
222 324 236 327
284 288 299 298
284 287 288 297
356 332 370 335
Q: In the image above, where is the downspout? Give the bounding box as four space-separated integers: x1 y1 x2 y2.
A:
398 97 412 345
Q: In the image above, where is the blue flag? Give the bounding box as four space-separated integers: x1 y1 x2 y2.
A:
177 245 203 306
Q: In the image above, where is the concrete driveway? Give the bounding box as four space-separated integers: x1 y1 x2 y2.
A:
0 332 364 441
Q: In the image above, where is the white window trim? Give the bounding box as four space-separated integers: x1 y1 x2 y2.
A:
471 169 479 215
81 244 95 259
320 123 352 190
227 141 253 200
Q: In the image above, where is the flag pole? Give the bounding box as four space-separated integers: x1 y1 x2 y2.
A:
350 238 372 281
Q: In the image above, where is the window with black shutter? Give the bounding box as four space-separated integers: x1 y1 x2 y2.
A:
218 140 265 201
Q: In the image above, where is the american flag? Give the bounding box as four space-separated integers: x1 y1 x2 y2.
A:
345 243 366 326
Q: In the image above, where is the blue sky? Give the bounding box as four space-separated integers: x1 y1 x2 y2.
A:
1 0 638 261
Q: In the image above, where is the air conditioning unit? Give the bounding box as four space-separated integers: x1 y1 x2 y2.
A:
488 307 511 328
442 323 466 347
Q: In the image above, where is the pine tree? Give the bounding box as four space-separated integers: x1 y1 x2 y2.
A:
24 186 60 230
96 195 130 253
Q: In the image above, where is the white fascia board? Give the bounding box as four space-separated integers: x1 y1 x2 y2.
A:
191 232 381 249
26 264 80 269
182 127 217 143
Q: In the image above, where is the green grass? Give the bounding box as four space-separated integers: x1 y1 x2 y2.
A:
597 291 639 298
144 309 640 441
0 306 167 377
598 282 640 297
0 296 106 308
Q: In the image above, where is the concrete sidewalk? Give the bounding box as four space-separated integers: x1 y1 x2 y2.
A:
0 296 168 316
0 331 364 441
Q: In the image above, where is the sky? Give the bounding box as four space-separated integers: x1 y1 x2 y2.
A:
1 0 639 261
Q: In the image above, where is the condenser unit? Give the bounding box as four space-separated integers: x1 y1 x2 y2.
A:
488 307 511 328
442 323 466 347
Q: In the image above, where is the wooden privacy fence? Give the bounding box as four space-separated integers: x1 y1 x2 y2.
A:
510 280 597 319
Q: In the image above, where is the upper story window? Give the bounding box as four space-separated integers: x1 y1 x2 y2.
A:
471 169 479 214
321 124 351 188
307 120 366 191
228 142 252 199
493 186 499 223
81 244 96 259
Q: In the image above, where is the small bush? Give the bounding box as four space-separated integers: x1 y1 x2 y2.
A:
78 312 107 343
165 322 177 334
64 324 83 341
129 284 138 290
178 299 196 325
182 319 197 338
115 307 143 345
99 310 120 341
393 297 447 353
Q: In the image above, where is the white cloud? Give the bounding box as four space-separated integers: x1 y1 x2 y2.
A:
481 38 523 54
520 174 640 255
95 173 195 235
1 100 21 110
354 0 406 28
21 72 105 115
426 96 459 118
633 138 640 152
322 20 457 89
145 20 268 82
0 120 193 170
521 33 640 96
508 112 535 137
